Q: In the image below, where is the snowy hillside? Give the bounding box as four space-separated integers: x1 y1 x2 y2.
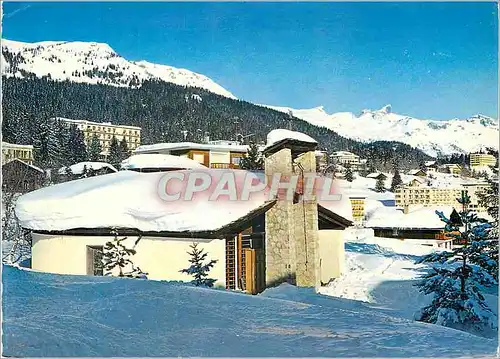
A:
265 104 499 157
1 39 236 98
2 264 497 357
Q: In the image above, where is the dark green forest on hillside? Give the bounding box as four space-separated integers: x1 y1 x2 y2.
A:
2 76 432 170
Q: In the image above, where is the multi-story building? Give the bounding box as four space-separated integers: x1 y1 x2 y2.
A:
56 118 141 155
331 151 360 166
134 140 249 169
395 181 491 212
349 196 366 225
2 142 34 165
470 152 497 169
395 185 462 208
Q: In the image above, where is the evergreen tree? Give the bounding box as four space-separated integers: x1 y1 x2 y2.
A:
414 192 497 335
239 142 264 170
55 119 71 166
87 134 102 161
67 124 87 164
474 176 499 281
108 136 121 168
390 167 403 192
344 164 354 182
375 175 386 193
102 229 147 278
118 137 130 162
180 242 218 287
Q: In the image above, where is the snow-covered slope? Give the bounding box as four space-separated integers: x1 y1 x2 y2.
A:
3 264 497 357
1 39 236 98
265 104 499 157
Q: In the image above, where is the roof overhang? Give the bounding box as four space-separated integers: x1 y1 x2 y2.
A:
29 201 277 240
263 139 318 158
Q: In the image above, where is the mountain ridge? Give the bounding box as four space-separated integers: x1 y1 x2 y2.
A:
263 104 499 157
1 39 236 99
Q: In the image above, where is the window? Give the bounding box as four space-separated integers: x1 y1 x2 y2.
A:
232 156 241 165
86 246 104 276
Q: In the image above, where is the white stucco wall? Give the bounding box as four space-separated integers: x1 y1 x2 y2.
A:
31 233 226 287
318 230 345 284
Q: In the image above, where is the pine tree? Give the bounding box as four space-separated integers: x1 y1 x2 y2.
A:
344 164 354 182
119 137 130 163
55 119 71 166
102 229 147 278
180 242 218 287
414 192 497 335
375 175 386 192
239 142 264 170
474 176 499 281
67 124 87 164
87 134 102 161
390 167 403 192
108 136 121 168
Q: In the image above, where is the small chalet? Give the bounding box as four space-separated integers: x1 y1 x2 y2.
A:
438 163 462 175
424 161 438 173
366 172 387 180
408 169 427 177
2 159 45 194
16 129 353 294
365 205 454 249
134 140 248 169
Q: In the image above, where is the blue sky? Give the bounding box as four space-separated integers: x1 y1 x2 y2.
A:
3 2 498 120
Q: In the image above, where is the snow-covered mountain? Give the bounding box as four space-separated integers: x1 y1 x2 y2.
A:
1 39 236 99
2 39 496 157
264 104 499 157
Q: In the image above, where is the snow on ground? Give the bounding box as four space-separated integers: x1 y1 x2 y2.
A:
120 153 206 170
319 228 498 328
2 264 497 357
58 161 117 175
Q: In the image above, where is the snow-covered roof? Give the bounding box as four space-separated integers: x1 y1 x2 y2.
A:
2 142 34 149
408 169 426 175
54 117 141 130
424 161 437 167
135 142 248 154
366 172 386 179
15 169 353 233
265 129 317 149
332 151 358 157
365 205 454 229
58 162 117 175
121 154 206 171
4 158 44 173
15 169 271 233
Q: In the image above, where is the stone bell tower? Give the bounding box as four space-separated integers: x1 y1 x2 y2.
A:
263 130 320 288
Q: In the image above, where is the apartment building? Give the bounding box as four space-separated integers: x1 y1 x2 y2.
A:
395 181 490 212
395 185 462 208
134 141 249 169
331 151 360 166
470 152 497 168
349 196 366 225
2 142 34 165
56 118 141 155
